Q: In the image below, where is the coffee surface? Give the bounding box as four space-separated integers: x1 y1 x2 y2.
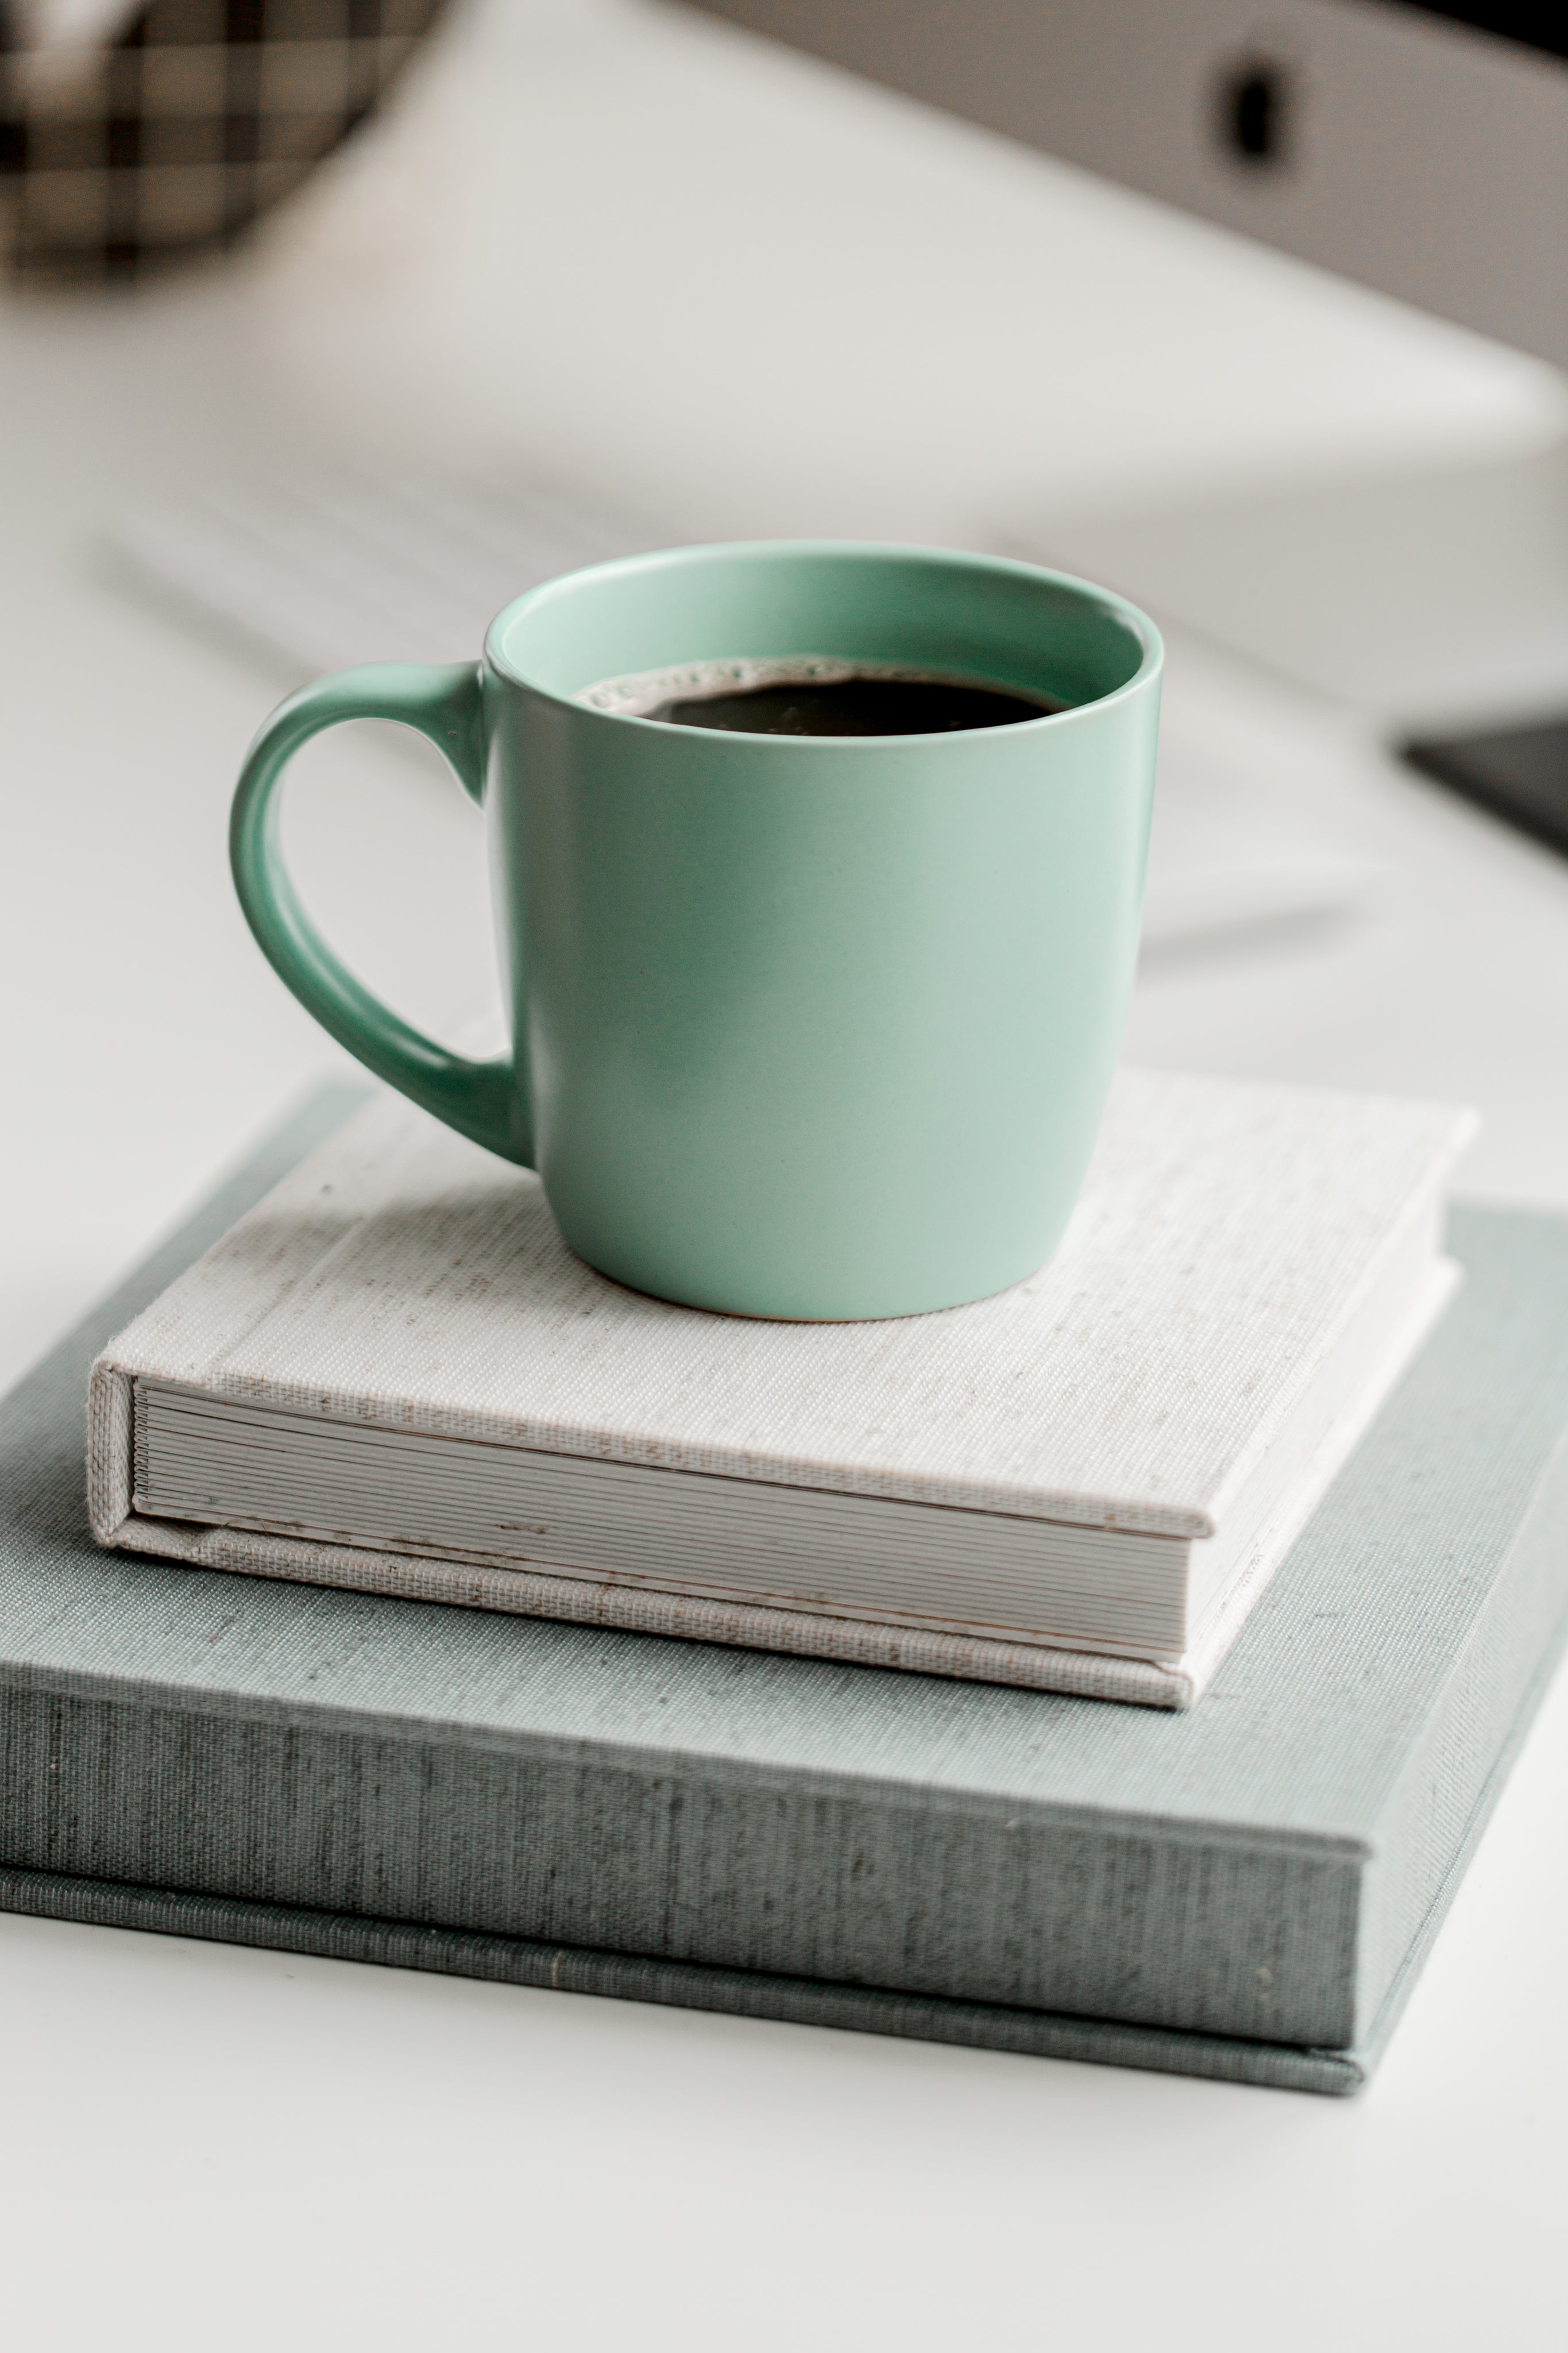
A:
578 657 1061 736
648 676 1055 736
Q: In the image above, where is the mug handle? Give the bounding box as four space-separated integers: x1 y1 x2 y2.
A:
230 662 532 1167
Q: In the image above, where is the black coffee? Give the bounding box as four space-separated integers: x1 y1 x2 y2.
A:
645 675 1058 736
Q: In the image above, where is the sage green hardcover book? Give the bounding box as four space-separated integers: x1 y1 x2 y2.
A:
2 1089 1566 2094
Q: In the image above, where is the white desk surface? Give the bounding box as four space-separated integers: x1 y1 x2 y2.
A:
2 2 1567 2344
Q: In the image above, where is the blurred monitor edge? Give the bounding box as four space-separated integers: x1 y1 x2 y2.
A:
685 0 1568 738
685 0 1568 371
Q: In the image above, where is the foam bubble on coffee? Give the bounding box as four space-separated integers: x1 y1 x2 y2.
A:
579 655 952 718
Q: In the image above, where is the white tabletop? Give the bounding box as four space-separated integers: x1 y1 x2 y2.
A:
3 2 1567 2343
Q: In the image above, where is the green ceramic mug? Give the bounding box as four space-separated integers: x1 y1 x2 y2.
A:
230 541 1161 1319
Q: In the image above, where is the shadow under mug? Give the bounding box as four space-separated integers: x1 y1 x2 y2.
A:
230 541 1162 1320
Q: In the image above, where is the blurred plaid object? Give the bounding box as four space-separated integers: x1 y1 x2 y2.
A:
0 0 451 283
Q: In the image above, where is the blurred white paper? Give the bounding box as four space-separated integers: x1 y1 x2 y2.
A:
110 466 666 680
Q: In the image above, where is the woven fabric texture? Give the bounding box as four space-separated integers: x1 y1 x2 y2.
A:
91 1071 1471 1534
0 1861 1366 2095
87 1069 1466 1699
0 0 447 281
101 1514 1203 1704
3 1090 1567 2084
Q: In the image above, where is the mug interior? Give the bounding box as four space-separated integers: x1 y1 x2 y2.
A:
487 543 1156 717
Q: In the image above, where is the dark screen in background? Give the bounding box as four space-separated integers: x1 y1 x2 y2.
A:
1390 4 1568 63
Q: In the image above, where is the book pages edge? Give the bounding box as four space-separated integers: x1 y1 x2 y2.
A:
101 1517 1197 1709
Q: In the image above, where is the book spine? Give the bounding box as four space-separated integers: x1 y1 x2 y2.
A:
86 1363 132 1543
0 1858 1364 2095
0 1664 1363 2049
1356 1411 1568 2037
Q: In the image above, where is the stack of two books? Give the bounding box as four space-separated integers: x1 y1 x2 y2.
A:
5 1063 1568 2092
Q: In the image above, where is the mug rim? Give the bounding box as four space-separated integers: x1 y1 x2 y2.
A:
482 539 1163 740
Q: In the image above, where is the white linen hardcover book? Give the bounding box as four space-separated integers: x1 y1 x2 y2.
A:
89 1071 1473 1708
